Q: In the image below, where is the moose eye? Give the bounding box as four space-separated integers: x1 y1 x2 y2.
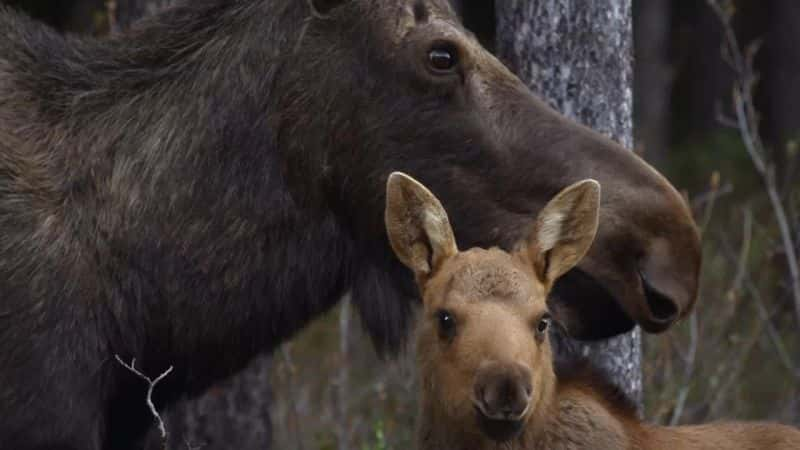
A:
437 309 457 340
536 314 551 334
428 44 458 73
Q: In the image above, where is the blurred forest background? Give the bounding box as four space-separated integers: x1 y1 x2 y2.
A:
2 0 799 448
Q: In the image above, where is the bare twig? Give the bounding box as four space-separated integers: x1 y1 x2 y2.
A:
719 236 800 380
714 103 739 130
728 208 753 297
708 0 800 336
745 279 800 380
706 315 765 418
700 212 752 356
669 312 699 426
698 172 721 235
114 355 173 442
690 182 733 212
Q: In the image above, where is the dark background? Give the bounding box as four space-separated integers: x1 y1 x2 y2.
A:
2 0 798 448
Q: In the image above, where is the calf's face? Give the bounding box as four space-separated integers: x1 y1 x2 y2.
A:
292 0 700 340
385 172 599 442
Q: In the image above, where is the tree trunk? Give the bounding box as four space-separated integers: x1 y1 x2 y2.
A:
495 0 643 407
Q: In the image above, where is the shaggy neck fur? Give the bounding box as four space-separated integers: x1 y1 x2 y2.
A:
0 0 410 361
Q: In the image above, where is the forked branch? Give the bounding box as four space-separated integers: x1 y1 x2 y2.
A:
114 355 174 443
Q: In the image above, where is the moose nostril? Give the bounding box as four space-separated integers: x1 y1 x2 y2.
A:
474 377 530 420
639 270 680 323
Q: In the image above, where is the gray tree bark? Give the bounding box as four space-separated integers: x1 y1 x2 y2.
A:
495 0 643 407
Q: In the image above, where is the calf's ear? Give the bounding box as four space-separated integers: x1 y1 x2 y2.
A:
523 180 601 289
309 0 351 16
385 172 458 282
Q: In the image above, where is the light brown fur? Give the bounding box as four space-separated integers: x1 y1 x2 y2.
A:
384 172 800 450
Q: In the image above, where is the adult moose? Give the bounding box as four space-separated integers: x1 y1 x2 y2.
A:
0 0 700 448
385 173 800 450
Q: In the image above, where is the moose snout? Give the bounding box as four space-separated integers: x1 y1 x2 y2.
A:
472 361 533 422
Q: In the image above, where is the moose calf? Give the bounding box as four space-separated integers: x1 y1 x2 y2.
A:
384 172 800 450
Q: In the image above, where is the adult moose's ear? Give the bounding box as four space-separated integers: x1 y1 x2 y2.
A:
522 180 601 290
308 0 350 17
385 172 458 283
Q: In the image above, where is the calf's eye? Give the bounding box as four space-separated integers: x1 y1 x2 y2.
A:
437 309 457 340
536 314 551 334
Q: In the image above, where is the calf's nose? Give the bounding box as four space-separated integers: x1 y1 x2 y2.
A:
473 362 533 421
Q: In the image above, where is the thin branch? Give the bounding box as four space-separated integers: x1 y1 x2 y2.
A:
698 172 721 234
669 312 699 426
714 105 739 129
691 182 733 212
708 0 800 338
727 208 753 298
114 355 173 442
719 237 800 380
744 278 800 380
706 315 765 418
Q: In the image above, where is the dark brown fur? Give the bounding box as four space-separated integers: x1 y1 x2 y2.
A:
1 1 700 448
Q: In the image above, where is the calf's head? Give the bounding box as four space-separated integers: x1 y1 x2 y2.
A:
385 172 599 442
286 0 700 340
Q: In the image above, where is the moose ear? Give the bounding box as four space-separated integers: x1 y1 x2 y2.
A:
385 172 458 282
308 0 350 16
524 180 600 289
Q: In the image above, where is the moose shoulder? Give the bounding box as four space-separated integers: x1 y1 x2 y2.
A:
385 173 800 450
0 0 699 448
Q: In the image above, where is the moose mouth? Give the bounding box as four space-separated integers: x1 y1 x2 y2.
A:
475 407 526 442
548 265 682 340
549 268 635 340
